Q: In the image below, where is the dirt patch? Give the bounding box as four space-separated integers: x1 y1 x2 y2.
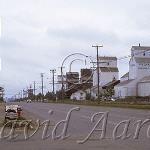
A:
0 103 37 129
0 103 5 126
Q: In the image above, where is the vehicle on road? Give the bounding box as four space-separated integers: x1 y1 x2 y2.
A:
27 99 32 103
5 105 22 120
111 98 116 101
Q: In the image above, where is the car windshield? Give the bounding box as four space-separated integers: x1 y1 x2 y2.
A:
6 109 16 113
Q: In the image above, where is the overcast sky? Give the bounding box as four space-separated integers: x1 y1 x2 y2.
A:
0 0 150 98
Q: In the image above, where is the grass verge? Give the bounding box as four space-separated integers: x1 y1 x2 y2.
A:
45 99 150 110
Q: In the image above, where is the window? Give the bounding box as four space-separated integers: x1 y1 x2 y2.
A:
143 53 146 56
80 93 83 96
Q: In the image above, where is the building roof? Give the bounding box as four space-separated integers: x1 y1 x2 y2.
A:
91 85 101 90
57 75 66 77
102 80 120 89
132 46 150 51
115 79 134 87
121 72 129 79
65 83 92 97
99 56 117 61
66 72 79 75
135 57 150 63
100 67 119 72
139 76 150 83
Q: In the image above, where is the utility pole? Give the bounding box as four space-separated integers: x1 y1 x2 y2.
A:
58 66 65 100
23 89 25 99
61 67 63 93
50 69 56 94
20 90 23 100
14 94 16 101
92 45 103 100
60 66 65 100
26 86 29 98
40 73 44 100
33 81 36 101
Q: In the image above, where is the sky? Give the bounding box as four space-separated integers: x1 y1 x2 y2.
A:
0 0 150 98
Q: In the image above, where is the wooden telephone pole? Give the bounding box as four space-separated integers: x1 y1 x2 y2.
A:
92 45 103 100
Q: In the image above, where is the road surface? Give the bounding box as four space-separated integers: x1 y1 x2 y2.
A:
0 102 150 150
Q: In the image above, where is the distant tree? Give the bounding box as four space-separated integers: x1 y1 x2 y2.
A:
103 87 114 98
56 90 67 100
36 93 43 100
0 87 4 102
45 91 56 101
86 93 91 100
0 97 3 102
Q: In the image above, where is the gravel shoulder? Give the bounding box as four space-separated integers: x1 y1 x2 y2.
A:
0 103 40 128
0 103 5 125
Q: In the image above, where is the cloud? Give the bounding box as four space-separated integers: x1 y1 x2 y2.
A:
0 37 22 49
47 26 120 44
0 0 150 97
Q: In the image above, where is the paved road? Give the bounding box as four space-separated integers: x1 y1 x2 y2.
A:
1 102 150 150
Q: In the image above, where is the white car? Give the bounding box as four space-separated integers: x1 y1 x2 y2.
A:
27 99 32 103
5 105 22 120
5 109 18 120
111 98 116 101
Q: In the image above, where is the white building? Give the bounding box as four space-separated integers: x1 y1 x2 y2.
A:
92 56 119 98
138 76 150 96
70 90 86 100
115 45 150 98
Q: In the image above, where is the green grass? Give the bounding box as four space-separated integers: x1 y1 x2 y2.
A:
45 99 150 110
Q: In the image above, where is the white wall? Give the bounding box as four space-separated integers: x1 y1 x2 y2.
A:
115 86 137 98
114 79 138 98
137 63 150 79
70 90 86 100
138 82 150 96
121 76 129 82
93 71 119 87
91 91 97 99
114 86 127 98
129 58 150 80
129 47 150 80
129 58 137 80
100 72 119 86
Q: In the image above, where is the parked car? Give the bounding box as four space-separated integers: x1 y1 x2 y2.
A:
27 99 32 103
111 98 116 101
5 109 18 120
5 105 22 120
